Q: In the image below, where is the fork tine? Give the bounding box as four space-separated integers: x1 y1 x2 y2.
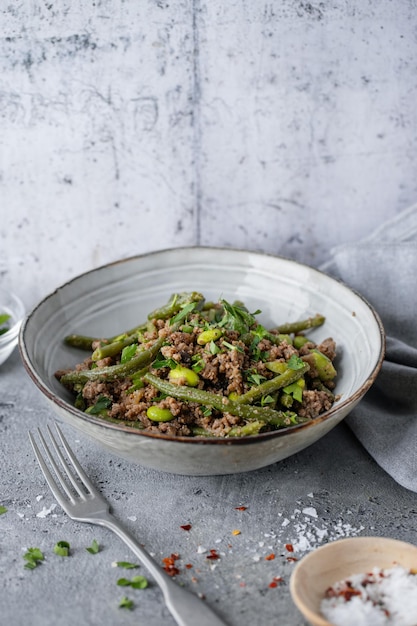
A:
41 425 88 499
28 431 70 509
52 423 100 497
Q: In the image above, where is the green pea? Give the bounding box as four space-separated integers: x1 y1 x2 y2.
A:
169 366 200 387
146 406 175 422
197 328 223 345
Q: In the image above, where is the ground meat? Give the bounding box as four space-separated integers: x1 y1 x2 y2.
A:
298 390 333 419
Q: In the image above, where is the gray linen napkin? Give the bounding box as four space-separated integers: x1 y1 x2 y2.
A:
320 204 417 493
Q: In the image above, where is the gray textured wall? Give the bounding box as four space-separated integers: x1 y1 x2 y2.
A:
2 1 417 309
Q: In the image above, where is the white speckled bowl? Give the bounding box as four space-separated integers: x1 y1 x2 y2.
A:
19 247 385 475
290 536 417 626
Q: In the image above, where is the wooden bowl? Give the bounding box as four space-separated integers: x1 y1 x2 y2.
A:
289 536 417 626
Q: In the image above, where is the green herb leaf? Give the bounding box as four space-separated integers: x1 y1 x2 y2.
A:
115 561 140 569
246 372 266 386
287 354 305 370
222 340 244 353
209 340 221 355
54 540 70 557
218 300 260 334
121 344 137 364
118 596 134 610
86 539 100 554
0 505 7 515
130 575 148 589
85 395 112 415
283 381 304 403
117 575 149 589
153 357 177 370
23 547 44 569
0 312 10 335
170 302 197 325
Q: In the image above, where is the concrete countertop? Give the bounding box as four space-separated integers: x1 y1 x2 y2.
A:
1 347 416 626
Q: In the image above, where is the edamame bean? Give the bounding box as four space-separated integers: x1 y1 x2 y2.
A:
169 365 200 387
197 328 223 345
147 406 175 422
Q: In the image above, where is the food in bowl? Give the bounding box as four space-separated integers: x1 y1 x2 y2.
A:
55 292 339 438
321 565 417 626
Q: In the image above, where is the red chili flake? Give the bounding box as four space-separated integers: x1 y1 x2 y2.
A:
239 582 246 587
235 506 247 511
206 549 220 560
286 556 298 563
162 553 180 576
185 563 193 569
265 553 275 561
269 581 278 588
285 543 294 552
180 524 192 531
269 576 284 588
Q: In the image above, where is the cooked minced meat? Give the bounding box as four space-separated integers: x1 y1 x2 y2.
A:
56 294 339 438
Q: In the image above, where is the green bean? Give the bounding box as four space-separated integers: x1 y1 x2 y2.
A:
236 363 309 405
143 373 302 428
147 292 204 320
192 420 265 437
64 323 148 351
64 334 97 350
302 349 337 381
59 336 165 385
271 314 325 335
91 333 139 361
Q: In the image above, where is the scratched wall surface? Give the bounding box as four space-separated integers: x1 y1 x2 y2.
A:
1 1 417 308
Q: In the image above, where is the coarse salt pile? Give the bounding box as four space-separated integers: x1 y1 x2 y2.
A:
320 565 417 626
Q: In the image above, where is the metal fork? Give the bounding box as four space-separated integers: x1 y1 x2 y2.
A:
28 423 227 626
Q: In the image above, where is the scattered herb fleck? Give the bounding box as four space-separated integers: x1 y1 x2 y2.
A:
115 561 140 569
117 575 148 589
24 547 44 569
53 540 70 557
118 596 134 610
86 539 100 554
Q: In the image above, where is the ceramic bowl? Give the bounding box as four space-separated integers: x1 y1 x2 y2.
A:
19 247 385 475
0 288 25 367
289 536 417 626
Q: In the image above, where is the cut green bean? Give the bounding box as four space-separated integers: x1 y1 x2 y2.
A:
271 314 325 335
91 333 139 361
147 292 204 321
59 336 165 385
143 373 302 428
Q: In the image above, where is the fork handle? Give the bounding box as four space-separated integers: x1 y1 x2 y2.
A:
91 512 228 626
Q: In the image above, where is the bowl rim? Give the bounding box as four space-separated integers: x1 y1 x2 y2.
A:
18 246 386 445
289 536 417 625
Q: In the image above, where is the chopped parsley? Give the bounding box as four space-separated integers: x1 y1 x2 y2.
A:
23 547 45 569
86 539 100 554
53 540 70 557
85 395 112 415
120 344 137 363
218 300 260 334
118 596 134 610
115 561 140 569
117 575 148 589
287 354 306 370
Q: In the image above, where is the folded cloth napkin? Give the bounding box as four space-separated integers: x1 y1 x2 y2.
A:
320 204 417 493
